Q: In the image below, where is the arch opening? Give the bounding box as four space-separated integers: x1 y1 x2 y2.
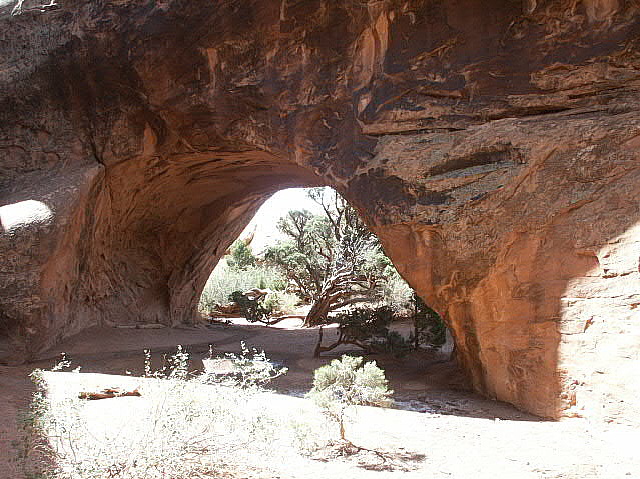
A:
189 185 463 404
196 186 451 359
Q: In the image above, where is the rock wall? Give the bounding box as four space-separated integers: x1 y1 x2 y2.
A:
1 0 639 421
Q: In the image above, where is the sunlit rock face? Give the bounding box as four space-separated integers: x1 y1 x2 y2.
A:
1 0 639 421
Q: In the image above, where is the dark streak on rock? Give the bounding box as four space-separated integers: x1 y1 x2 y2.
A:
425 145 522 177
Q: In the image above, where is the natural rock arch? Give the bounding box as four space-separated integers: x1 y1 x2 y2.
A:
1 0 639 422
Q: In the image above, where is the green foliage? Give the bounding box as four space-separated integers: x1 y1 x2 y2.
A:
358 248 413 313
229 291 274 324
227 240 256 270
263 242 314 300
410 293 446 349
200 186 418 331
381 331 413 358
263 209 336 302
324 306 411 358
198 261 286 313
14 369 57 479
380 268 414 313
263 290 300 315
307 355 392 441
265 188 395 324
334 306 395 344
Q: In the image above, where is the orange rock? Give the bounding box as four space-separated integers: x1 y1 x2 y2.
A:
1 0 639 422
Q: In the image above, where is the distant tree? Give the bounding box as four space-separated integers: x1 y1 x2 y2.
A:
409 293 446 350
264 188 387 326
313 306 411 358
227 239 256 270
263 209 329 302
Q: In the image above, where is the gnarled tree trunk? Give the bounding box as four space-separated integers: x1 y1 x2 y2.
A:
304 266 375 326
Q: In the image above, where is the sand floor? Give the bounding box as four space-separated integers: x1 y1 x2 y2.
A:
1 319 639 478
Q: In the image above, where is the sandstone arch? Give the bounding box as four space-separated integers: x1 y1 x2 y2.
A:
1 0 639 422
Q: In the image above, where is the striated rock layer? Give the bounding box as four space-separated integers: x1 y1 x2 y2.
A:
1 0 639 421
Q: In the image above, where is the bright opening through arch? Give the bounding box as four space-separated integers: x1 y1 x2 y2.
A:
198 186 451 359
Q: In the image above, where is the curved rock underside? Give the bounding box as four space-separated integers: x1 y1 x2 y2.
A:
1 0 639 421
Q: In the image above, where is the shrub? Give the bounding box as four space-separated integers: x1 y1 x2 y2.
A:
377 330 412 358
226 240 256 270
143 345 190 380
314 306 411 358
335 306 395 343
307 355 392 442
199 260 287 313
409 294 447 349
263 290 300 315
201 342 288 388
18 346 302 479
379 268 414 313
228 290 274 324
14 368 56 479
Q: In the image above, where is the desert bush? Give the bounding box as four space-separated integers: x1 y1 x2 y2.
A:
409 293 447 349
199 260 287 313
314 306 411 358
202 342 288 388
307 355 392 442
226 239 257 270
18 346 307 479
228 290 274 324
143 344 190 380
379 268 414 313
263 290 300 315
14 368 57 479
377 330 413 358
226 290 300 324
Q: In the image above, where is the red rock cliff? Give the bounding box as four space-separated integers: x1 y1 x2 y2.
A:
1 0 639 421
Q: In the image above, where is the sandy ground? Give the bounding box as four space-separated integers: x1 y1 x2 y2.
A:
1 319 639 478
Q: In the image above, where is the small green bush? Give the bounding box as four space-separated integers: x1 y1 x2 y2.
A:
228 290 273 324
307 355 392 442
315 306 411 357
226 240 256 270
263 291 300 315
409 294 446 349
377 330 412 358
335 306 395 344
199 260 287 313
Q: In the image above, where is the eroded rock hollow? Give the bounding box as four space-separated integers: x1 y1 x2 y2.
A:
1 0 639 421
